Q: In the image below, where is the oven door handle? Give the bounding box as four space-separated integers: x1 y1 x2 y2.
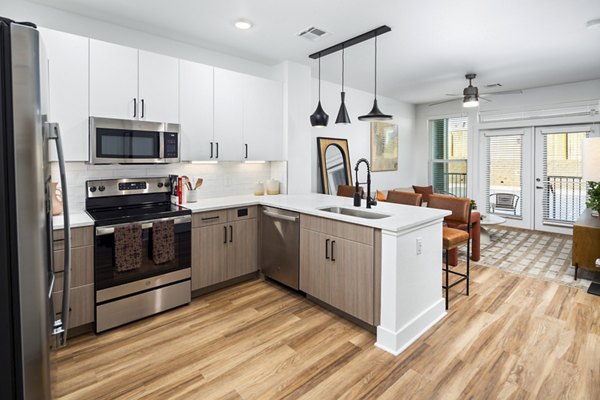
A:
95 215 192 236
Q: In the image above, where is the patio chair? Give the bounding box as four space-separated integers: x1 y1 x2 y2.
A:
489 193 519 215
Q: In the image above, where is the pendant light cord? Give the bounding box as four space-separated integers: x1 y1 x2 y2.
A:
342 47 345 92
318 56 321 100
374 35 377 99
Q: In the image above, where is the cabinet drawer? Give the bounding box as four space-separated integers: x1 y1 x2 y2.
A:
227 206 256 221
52 284 94 328
53 226 93 248
53 245 93 275
301 214 374 245
192 210 228 228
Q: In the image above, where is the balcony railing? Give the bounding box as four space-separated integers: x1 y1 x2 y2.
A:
545 175 586 224
433 172 467 198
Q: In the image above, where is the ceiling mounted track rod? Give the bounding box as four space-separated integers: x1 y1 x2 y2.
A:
308 25 391 59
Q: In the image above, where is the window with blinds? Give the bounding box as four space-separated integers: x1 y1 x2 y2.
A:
430 117 468 197
542 131 588 224
486 134 523 218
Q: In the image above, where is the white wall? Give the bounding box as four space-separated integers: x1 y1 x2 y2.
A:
2 0 276 79
312 79 416 193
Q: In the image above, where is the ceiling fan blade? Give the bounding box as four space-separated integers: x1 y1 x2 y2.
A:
445 94 461 97
479 96 492 102
428 98 460 106
481 89 524 96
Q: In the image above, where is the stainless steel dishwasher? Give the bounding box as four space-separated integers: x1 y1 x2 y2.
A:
260 206 300 290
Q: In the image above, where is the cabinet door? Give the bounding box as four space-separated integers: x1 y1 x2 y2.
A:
214 68 244 160
299 228 329 303
192 224 228 290
179 60 214 161
227 219 258 279
41 28 89 161
52 284 94 328
138 50 179 122
243 75 283 161
89 39 138 119
329 237 374 324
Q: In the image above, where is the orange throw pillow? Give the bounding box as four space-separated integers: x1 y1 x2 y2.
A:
377 190 387 202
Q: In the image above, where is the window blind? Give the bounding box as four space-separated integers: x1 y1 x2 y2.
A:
486 135 523 218
430 117 468 197
541 131 588 224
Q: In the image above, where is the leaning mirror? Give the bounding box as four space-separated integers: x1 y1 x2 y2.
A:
317 137 353 195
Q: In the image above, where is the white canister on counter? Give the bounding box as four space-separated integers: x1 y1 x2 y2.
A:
254 181 265 196
187 190 199 203
266 179 280 195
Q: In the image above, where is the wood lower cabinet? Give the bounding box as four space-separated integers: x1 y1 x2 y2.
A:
300 215 377 325
52 226 94 330
192 207 258 291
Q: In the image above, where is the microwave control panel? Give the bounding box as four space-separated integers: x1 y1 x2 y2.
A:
164 132 179 158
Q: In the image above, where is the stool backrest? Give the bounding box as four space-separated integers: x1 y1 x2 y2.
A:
337 185 364 198
428 194 471 225
386 191 423 206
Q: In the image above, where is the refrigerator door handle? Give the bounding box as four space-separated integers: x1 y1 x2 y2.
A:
47 122 71 347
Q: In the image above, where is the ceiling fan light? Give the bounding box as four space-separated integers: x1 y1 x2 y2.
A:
358 99 392 121
335 92 351 124
463 95 479 108
310 101 329 127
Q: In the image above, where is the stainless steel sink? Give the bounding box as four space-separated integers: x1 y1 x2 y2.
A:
318 207 391 220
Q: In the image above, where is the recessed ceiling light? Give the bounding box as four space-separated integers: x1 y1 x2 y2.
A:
586 18 600 29
234 19 253 30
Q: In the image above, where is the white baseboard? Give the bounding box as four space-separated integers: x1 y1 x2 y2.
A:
375 298 446 356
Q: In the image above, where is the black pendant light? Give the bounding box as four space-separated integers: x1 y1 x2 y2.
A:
358 35 392 121
335 48 351 124
310 57 329 127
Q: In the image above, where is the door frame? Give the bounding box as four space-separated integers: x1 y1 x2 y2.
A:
533 124 598 234
479 127 534 230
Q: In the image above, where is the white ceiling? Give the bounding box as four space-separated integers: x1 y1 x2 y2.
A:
28 0 600 104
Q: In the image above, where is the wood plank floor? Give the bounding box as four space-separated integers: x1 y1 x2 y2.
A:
53 265 600 400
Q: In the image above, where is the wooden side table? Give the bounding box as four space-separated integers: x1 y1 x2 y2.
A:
572 209 600 284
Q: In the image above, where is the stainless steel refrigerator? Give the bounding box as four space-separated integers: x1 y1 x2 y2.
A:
0 17 71 399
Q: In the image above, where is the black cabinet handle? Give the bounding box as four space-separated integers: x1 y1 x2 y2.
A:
133 98 137 118
216 142 219 158
331 240 336 262
223 226 227 244
210 142 213 159
229 225 233 243
141 99 145 118
325 239 330 260
245 144 248 159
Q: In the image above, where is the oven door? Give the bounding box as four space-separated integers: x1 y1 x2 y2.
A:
94 215 191 291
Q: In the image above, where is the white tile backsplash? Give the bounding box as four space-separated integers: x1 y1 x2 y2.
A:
52 161 287 211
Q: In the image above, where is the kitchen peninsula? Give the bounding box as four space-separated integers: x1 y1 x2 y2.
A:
54 193 450 356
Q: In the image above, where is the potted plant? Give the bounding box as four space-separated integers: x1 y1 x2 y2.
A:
586 182 600 216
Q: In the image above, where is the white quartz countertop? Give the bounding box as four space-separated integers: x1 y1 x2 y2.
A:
53 193 450 233
53 211 94 230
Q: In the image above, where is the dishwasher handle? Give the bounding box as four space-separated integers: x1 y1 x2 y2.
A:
263 210 299 222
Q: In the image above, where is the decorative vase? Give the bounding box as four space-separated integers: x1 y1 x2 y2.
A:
51 182 63 216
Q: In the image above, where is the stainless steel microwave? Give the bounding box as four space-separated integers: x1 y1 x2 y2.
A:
89 117 180 164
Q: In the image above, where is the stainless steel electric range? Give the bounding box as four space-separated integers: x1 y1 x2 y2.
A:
85 177 191 333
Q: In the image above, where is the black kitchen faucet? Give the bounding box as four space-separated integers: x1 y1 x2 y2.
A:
354 158 377 209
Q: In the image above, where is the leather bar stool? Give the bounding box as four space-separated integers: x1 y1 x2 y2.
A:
428 194 472 310
386 191 423 206
337 184 364 198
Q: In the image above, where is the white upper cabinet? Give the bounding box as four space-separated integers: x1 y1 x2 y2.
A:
179 60 214 161
40 28 89 161
214 68 244 161
138 50 179 122
243 75 283 161
89 39 138 120
90 41 179 122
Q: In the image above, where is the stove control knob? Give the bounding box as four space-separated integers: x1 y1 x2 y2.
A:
157 182 164 188
98 185 106 192
89 186 97 193
165 182 170 188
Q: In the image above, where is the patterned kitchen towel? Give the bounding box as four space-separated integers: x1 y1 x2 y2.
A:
152 219 175 264
114 223 142 272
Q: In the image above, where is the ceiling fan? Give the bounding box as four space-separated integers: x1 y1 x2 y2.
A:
428 73 523 107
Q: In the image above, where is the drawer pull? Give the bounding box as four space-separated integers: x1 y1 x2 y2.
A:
201 216 220 221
